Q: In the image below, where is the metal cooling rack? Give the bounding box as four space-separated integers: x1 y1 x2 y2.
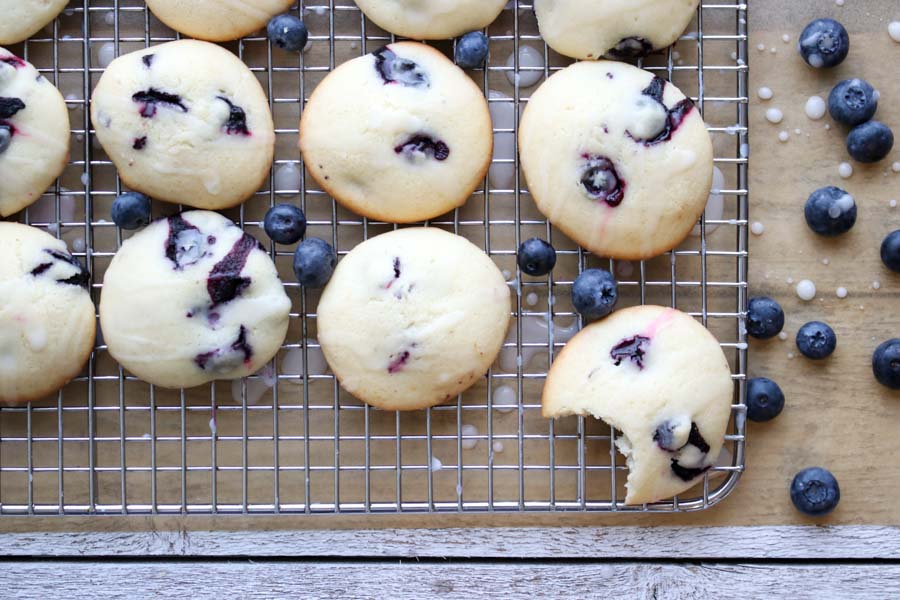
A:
0 1 749 515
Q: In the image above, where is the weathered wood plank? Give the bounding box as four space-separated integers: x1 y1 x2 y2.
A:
2 561 898 600
3 526 899 559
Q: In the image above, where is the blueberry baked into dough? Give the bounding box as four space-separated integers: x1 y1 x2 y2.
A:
533 0 700 60
542 305 733 505
146 0 295 42
354 0 507 40
99 211 291 389
0 48 70 217
0 223 95 405
299 42 493 223
519 60 713 260
0 0 69 45
90 40 275 210
317 228 510 411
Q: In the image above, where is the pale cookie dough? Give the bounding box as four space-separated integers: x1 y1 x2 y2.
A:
91 40 275 210
543 305 733 505
354 0 507 40
146 0 295 42
0 0 69 45
100 210 291 389
0 48 70 217
519 60 713 260
534 0 699 60
0 223 95 405
317 228 510 411
299 42 492 223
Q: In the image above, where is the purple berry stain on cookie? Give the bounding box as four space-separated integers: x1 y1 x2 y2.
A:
608 36 654 59
206 233 263 306
610 335 650 369
132 88 187 118
0 97 26 119
30 249 90 288
579 154 625 207
387 350 412 374
653 420 712 481
216 96 251 136
395 134 449 162
0 55 26 69
373 47 430 88
164 214 209 269
628 77 695 146
194 325 253 371
385 256 402 290
133 136 147 150
142 54 155 68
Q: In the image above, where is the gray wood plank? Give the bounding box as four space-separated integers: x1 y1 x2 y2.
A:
3 526 899 559
1 561 897 599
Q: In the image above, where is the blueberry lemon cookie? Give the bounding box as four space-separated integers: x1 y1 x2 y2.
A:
354 0 507 40
0 223 95 404
100 211 291 389
533 0 699 60
317 228 510 411
91 40 275 210
0 0 69 45
543 305 733 505
299 42 492 223
519 60 713 260
146 0 295 42
0 48 70 217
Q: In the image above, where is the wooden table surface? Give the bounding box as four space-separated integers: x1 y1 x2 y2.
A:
4 1 900 598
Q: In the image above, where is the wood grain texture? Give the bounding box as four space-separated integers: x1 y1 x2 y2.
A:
2 525 899 559
2 561 898 600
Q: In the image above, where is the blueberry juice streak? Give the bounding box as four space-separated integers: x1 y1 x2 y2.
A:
206 233 262 306
629 77 695 146
608 36 654 59
579 154 625 207
194 325 253 372
395 134 449 161
373 47 429 88
30 249 90 288
216 96 251 136
165 215 209 269
0 55 27 69
610 335 650 369
132 88 187 118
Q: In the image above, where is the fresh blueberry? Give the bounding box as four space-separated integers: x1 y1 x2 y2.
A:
790 467 840 517
872 339 900 390
881 230 900 272
454 32 489 69
267 14 308 53
111 192 151 230
804 186 857 236
796 321 837 360
517 238 556 277
798 18 849 69
263 204 306 245
746 296 785 339
293 238 336 288
746 377 785 422
0 124 11 154
847 121 894 163
828 79 877 126
571 268 618 321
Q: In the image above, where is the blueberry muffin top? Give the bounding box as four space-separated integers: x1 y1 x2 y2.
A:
542 305 733 505
99 210 291 389
90 40 275 210
0 47 70 217
0 223 95 404
519 60 713 260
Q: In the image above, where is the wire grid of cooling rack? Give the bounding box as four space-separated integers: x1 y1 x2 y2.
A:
0 1 749 515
